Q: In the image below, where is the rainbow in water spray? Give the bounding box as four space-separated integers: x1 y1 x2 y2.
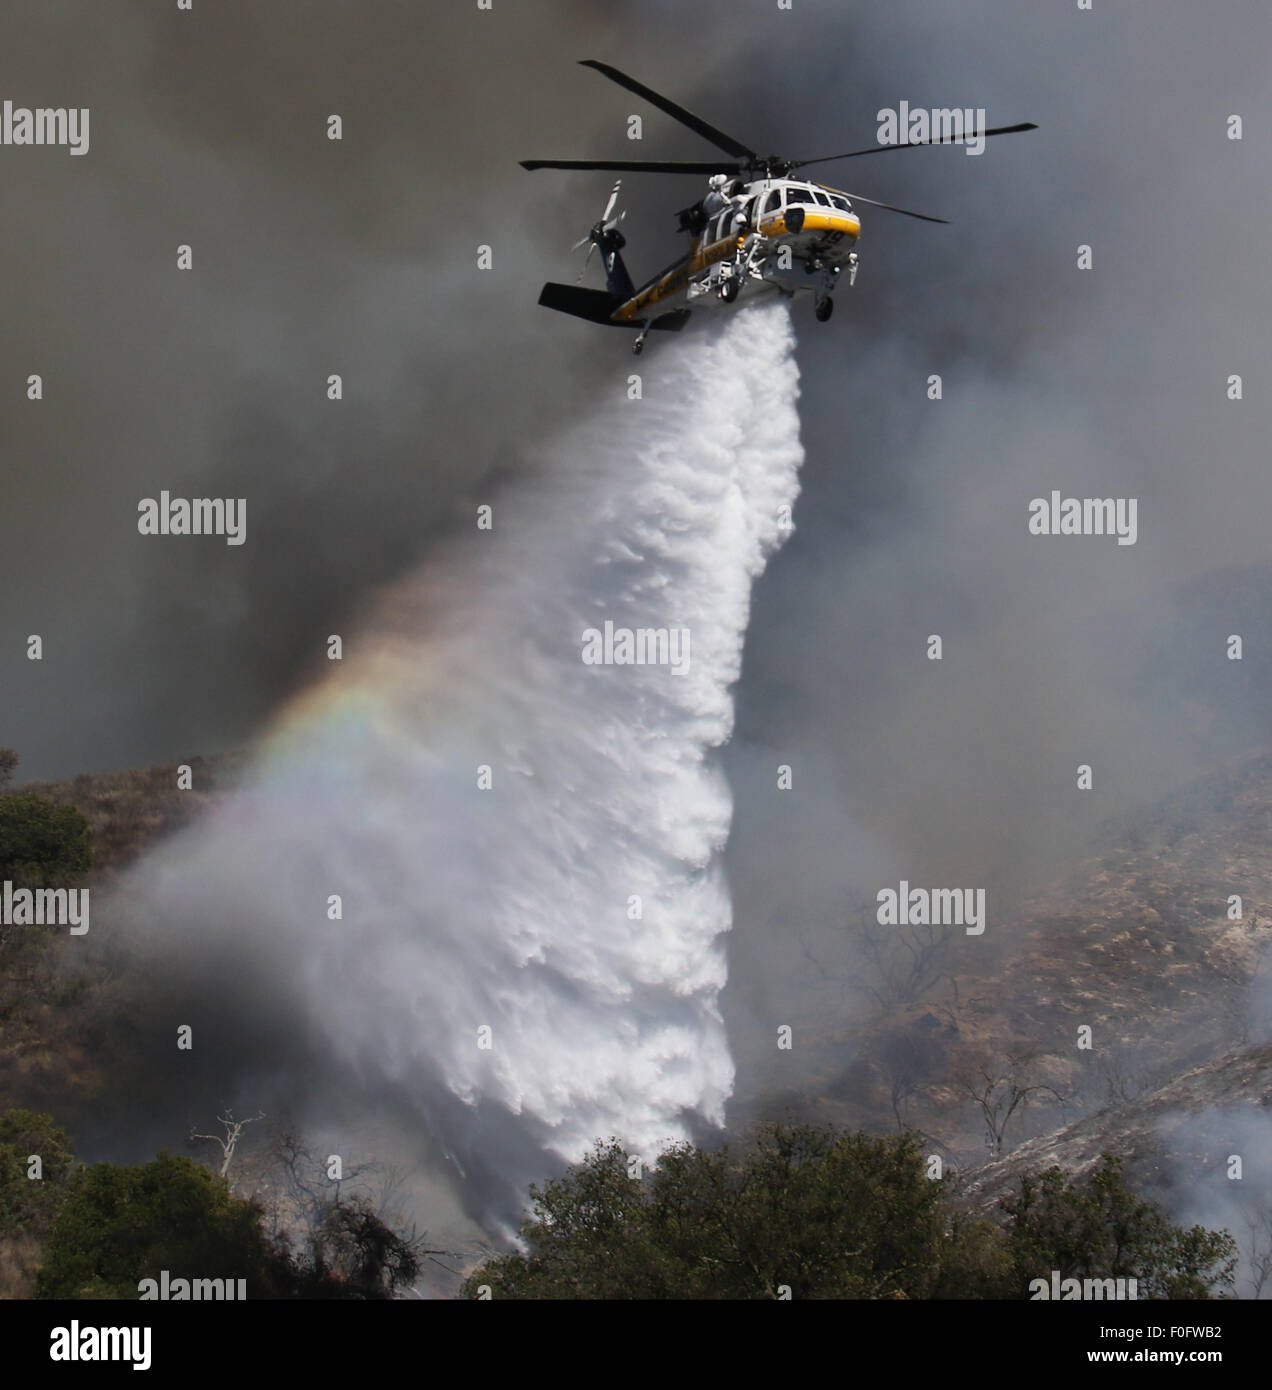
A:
131 298 804 1224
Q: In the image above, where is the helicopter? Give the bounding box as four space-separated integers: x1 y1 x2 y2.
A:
523 60 1037 354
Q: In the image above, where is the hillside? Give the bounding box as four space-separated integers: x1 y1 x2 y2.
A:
3 744 1271 1287
0 754 248 1120
13 753 249 879
728 748 1272 1173
957 1041 1272 1215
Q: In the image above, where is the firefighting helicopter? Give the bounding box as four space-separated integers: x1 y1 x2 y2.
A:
523 61 1037 354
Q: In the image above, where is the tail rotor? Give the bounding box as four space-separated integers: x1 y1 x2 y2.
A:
574 179 626 282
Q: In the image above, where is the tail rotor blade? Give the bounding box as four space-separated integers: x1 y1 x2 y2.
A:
575 242 599 283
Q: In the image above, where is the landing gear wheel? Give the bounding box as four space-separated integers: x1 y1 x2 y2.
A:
720 276 740 303
815 296 834 322
632 338 644 356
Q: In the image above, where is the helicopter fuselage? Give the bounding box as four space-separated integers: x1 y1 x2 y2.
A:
610 178 861 328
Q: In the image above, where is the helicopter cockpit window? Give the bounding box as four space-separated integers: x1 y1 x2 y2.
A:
785 189 815 205
713 211 731 241
763 190 782 214
810 189 831 206
827 194 852 211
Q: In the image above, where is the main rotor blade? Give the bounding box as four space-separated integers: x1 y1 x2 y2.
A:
580 59 759 161
521 158 741 174
795 122 1038 168
841 192 949 224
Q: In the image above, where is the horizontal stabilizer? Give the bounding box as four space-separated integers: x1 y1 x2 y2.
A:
538 283 622 324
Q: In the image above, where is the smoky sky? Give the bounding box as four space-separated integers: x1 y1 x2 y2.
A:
1 0 751 776
4 0 1272 1190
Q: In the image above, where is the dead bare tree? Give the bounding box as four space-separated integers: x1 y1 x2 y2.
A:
858 916 960 1012
370 1162 415 1228
1091 1042 1166 1111
270 1130 383 1237
262 1130 464 1290
190 1109 266 1178
956 1052 1067 1158
878 1025 947 1133
800 900 961 1019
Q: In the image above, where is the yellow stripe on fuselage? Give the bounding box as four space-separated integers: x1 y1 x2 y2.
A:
611 211 861 323
760 210 861 239
611 239 727 322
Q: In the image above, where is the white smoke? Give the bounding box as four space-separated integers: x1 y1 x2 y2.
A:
126 298 803 1225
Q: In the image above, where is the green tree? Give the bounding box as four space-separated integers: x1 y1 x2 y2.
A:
0 749 17 788
929 1210 1014 1298
467 1139 658 1299
463 1124 954 1299
463 1129 1239 1301
36 1149 427 1300
0 1110 75 1236
0 793 92 888
0 1110 77 1295
36 1152 295 1299
998 1153 1237 1299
